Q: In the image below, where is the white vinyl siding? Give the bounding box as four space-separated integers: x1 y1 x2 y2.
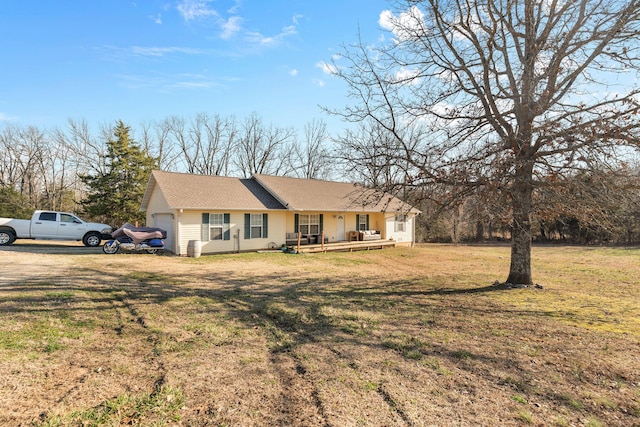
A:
385 213 415 244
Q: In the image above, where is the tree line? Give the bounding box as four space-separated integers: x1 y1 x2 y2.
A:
334 120 640 246
414 166 640 246
0 113 334 225
2 113 640 245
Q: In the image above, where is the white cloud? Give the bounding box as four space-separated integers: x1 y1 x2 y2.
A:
115 72 222 91
220 16 242 39
289 69 298 77
313 79 326 87
177 0 219 22
102 45 209 62
246 24 297 47
227 0 243 14
0 112 17 122
176 1 300 47
379 6 425 42
150 13 162 24
379 10 394 30
129 46 205 57
174 81 215 89
394 67 419 83
316 61 337 75
176 0 245 41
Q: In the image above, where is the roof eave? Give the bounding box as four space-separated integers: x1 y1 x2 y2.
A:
139 172 158 211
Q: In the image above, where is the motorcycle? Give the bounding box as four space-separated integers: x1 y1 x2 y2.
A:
103 223 167 254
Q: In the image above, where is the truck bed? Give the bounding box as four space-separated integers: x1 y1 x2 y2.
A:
0 217 32 237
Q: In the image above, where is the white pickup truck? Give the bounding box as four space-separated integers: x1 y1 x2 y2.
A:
0 210 112 247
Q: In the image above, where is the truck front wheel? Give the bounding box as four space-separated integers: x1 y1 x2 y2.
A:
83 232 102 247
0 230 16 246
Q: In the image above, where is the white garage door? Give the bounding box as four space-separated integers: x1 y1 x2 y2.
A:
154 213 175 253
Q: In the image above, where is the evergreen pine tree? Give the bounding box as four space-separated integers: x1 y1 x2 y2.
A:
0 187 33 219
80 120 157 226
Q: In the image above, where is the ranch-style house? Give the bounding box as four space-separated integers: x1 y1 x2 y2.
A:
140 170 420 255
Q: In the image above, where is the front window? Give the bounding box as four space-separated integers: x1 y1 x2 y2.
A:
395 214 406 232
209 213 224 240
250 214 263 238
299 214 320 235
358 214 368 231
202 213 229 242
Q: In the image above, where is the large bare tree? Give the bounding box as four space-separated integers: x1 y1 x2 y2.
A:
289 119 332 179
163 114 238 176
330 0 640 285
0 125 48 207
233 112 296 177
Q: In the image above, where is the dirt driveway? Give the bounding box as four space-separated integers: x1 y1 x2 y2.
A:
0 240 106 255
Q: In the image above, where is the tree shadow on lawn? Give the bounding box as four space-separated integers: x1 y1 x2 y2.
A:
0 269 505 316
0 266 536 361
0 265 585 355
2 265 638 425
0 265 620 364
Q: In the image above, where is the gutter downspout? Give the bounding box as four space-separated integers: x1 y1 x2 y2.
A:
176 209 182 255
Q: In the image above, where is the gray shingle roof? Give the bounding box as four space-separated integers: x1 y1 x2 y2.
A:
253 174 419 213
141 171 420 214
141 171 286 211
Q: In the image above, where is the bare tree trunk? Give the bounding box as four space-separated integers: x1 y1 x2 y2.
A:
476 220 484 242
507 161 534 285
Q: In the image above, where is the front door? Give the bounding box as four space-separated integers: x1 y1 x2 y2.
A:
336 215 345 241
57 213 84 239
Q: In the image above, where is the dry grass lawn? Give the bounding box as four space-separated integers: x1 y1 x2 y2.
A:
0 243 638 426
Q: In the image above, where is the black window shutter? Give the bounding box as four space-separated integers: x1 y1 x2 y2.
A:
319 214 324 233
244 214 250 239
201 213 209 242
223 213 231 241
263 213 268 238
366 215 370 230
356 214 360 231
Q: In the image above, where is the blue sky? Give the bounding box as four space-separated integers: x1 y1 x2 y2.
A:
0 0 390 134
